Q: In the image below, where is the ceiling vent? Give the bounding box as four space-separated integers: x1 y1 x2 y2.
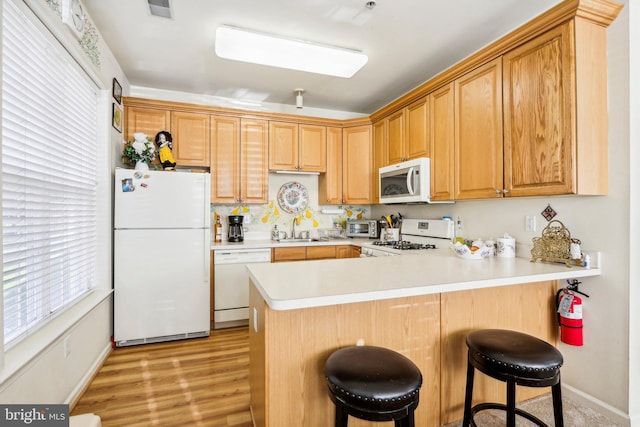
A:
148 0 172 19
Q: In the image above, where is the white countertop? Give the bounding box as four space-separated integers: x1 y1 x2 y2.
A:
247 248 601 310
211 238 370 251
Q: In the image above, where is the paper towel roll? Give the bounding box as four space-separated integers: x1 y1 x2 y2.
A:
497 234 516 258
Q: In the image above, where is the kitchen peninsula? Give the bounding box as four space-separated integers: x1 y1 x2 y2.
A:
247 251 600 427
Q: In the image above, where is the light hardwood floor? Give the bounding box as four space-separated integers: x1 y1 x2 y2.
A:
71 327 253 427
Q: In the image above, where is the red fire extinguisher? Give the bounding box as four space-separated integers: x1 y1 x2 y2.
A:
556 280 589 346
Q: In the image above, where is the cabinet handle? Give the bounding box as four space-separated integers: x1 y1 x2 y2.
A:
495 189 502 195
503 189 509 194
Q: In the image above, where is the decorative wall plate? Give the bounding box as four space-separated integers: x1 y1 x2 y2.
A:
277 181 309 214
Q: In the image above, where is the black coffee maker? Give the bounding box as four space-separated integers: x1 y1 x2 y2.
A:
227 215 244 242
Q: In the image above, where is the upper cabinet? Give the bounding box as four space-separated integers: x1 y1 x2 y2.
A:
211 116 268 204
170 111 210 167
125 106 170 143
384 97 430 166
269 121 326 172
454 59 504 200
124 106 209 168
372 120 387 204
503 20 607 196
318 127 343 204
429 83 455 202
342 125 373 204
319 125 373 205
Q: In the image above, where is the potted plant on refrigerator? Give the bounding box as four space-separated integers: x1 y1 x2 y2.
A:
122 132 156 171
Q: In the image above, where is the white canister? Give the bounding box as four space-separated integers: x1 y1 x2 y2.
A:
497 234 516 258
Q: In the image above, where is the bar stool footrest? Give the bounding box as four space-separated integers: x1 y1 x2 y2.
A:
470 402 550 427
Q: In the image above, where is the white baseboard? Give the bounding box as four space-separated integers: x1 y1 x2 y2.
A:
563 383 631 427
65 342 113 407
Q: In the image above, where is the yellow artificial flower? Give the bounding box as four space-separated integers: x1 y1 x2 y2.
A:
242 206 249 213
357 212 363 219
274 208 280 216
261 215 269 223
305 209 312 218
232 207 239 215
313 219 319 228
269 201 274 209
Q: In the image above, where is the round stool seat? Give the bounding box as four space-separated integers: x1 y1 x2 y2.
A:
466 329 563 385
324 345 422 418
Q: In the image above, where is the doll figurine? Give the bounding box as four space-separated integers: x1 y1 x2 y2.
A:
155 131 176 171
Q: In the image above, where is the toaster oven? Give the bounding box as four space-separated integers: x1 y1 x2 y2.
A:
346 219 382 239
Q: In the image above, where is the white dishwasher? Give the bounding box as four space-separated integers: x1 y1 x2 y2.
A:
214 248 271 329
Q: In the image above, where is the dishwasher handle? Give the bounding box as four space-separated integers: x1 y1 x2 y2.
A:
214 249 272 264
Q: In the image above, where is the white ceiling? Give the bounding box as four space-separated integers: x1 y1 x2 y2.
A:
83 0 562 116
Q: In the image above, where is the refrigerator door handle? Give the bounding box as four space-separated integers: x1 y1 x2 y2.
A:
204 230 210 282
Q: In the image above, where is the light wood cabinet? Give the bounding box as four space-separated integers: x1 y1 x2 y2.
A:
372 120 386 203
170 111 210 167
211 117 268 204
342 125 373 204
124 106 170 143
454 58 504 200
318 127 343 204
429 83 455 201
503 20 607 196
269 121 326 172
319 125 373 205
384 97 430 166
272 245 361 262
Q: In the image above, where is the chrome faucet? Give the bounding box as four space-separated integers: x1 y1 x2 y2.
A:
291 217 297 239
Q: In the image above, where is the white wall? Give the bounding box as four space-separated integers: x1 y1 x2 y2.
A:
0 0 129 405
373 2 635 424
625 0 639 424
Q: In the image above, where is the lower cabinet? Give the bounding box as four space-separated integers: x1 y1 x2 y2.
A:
272 245 361 262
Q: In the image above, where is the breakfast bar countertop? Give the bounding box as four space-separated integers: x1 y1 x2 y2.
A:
247 249 601 310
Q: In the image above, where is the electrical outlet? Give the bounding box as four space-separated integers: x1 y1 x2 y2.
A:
525 215 536 232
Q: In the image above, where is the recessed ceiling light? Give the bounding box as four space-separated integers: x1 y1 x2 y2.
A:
215 26 368 78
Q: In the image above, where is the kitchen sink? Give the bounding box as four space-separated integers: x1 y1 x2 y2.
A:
277 238 320 243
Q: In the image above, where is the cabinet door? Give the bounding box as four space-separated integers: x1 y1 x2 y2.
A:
306 246 336 260
241 119 269 204
405 96 430 160
271 247 306 262
335 245 351 259
125 106 170 144
210 116 240 203
343 125 373 204
373 120 387 203
269 121 298 171
429 83 455 201
170 111 210 167
454 59 503 200
386 109 405 165
318 127 343 205
299 124 326 172
503 23 574 196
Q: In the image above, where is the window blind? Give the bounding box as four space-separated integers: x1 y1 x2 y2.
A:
2 1 98 347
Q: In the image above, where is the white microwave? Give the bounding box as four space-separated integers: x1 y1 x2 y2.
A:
379 157 431 204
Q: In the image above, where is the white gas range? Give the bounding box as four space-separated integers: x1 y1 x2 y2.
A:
360 218 455 257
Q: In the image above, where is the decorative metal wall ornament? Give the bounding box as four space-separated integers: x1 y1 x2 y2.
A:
541 204 558 221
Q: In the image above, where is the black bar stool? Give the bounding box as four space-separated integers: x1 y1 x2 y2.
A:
462 329 564 427
324 345 422 427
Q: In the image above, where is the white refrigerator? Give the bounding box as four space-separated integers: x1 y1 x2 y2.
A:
114 169 211 347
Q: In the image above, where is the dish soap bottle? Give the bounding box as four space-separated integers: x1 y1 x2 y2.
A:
271 224 280 241
214 215 222 243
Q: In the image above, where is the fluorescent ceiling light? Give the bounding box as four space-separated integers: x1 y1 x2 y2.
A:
215 26 368 78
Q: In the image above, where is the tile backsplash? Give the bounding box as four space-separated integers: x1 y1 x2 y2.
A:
211 173 369 240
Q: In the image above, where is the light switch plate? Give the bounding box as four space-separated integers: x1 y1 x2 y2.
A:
525 215 537 232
